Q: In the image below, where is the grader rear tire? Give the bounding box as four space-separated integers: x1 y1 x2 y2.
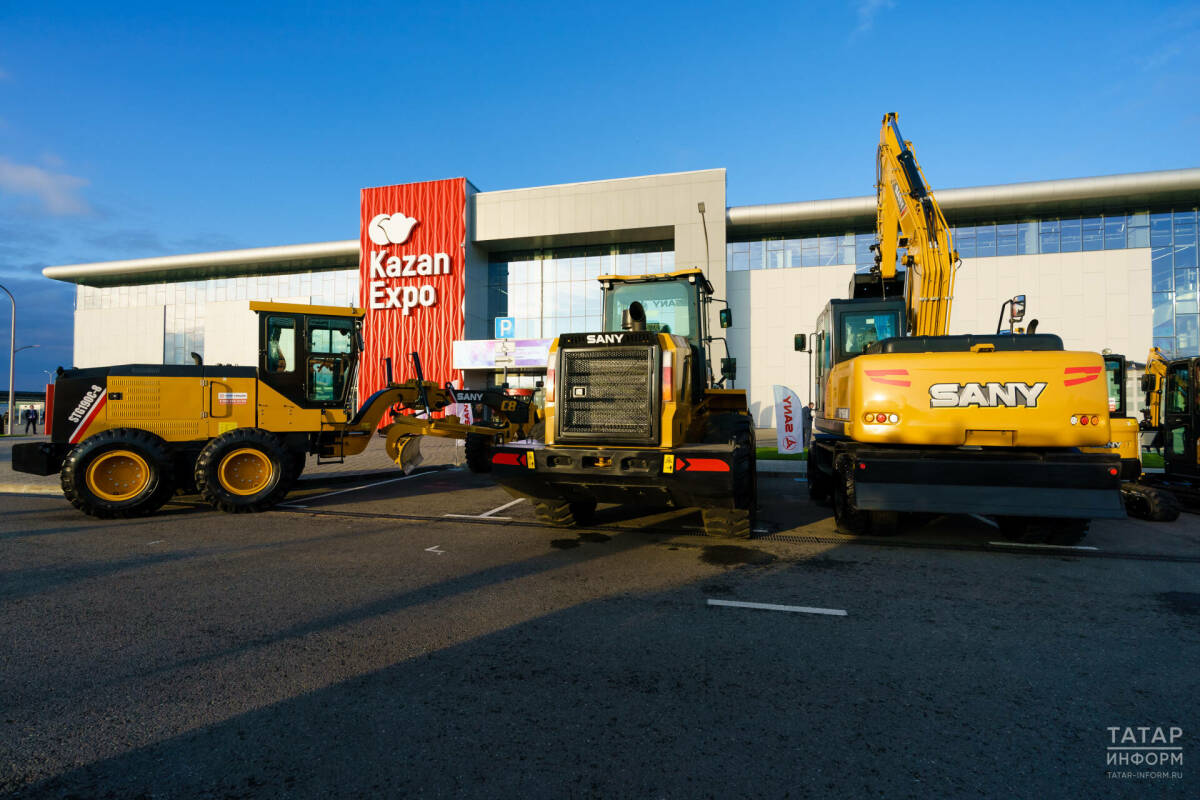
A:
61 428 176 519
195 428 292 513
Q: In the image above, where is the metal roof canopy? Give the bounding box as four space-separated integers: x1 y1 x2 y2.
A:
42 167 1200 287
726 167 1200 237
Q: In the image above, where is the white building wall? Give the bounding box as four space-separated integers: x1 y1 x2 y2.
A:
731 248 1153 428
74 306 166 367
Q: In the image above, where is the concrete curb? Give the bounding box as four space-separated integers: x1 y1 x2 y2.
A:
0 483 62 496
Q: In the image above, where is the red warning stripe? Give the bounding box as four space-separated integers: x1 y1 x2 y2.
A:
491 451 524 466
1064 366 1101 387
68 393 107 444
675 457 730 473
865 368 911 387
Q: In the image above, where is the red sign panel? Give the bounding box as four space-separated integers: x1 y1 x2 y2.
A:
358 178 467 408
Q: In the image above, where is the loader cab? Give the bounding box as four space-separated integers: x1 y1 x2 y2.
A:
600 269 709 350
251 302 366 410
1161 357 1200 474
599 268 723 391
811 297 906 416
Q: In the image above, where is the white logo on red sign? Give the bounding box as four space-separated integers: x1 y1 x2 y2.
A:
367 213 418 246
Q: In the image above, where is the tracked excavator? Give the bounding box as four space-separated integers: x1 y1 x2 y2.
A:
800 113 1124 543
12 301 538 518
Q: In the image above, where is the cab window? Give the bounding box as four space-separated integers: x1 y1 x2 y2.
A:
1166 363 1190 415
604 280 696 339
266 317 295 373
1103 356 1125 416
840 311 900 360
307 318 355 403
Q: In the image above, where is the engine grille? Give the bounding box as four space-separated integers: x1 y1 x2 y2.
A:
558 346 657 443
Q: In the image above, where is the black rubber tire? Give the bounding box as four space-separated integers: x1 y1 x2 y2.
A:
1122 483 1181 522
701 414 756 539
533 500 578 527
464 433 492 474
60 428 176 519
194 428 292 513
286 450 307 481
998 517 1090 545
701 508 752 539
807 450 832 506
831 456 870 535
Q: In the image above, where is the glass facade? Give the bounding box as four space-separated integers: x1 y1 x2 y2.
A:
77 269 359 365
730 207 1200 358
486 241 674 341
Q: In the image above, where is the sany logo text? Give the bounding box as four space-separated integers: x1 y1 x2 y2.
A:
929 382 1047 408
585 333 625 344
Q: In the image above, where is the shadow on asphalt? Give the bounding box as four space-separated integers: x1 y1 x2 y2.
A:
14 534 1188 799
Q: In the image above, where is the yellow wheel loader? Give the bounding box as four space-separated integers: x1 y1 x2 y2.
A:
12 301 538 518
481 268 757 538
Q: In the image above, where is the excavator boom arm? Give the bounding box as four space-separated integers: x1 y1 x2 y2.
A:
875 113 959 336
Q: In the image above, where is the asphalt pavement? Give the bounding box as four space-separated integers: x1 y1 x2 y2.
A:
1 469 1198 798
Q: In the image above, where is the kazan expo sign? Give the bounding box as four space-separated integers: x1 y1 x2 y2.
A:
358 178 467 399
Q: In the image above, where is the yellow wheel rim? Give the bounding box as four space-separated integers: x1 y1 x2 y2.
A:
218 447 274 496
86 450 150 502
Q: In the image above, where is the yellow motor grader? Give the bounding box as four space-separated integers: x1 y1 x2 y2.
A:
12 301 537 518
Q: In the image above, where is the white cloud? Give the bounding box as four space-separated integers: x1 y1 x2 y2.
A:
0 157 90 215
853 0 895 35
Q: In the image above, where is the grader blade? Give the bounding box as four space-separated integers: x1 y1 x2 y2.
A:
385 431 425 474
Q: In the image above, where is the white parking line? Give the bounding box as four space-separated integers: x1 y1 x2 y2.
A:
443 497 526 521
988 541 1100 551
280 470 438 508
706 599 847 616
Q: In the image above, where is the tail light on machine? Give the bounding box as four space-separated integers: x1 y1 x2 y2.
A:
662 350 673 399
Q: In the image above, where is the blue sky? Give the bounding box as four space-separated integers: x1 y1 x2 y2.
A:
1 0 1198 389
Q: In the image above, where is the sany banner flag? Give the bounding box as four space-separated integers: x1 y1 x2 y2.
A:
773 385 804 454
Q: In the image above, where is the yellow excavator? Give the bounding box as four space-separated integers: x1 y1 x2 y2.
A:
1080 351 1179 520
12 301 538 518
1124 347 1200 510
799 113 1123 543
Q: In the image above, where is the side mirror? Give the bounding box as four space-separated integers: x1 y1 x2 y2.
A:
1010 294 1026 323
719 308 733 329
720 357 737 382
1140 374 1156 392
794 333 807 352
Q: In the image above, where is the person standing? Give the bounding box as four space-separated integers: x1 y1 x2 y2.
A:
801 401 813 449
23 407 37 434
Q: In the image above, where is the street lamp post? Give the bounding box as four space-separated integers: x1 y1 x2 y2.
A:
0 284 13 436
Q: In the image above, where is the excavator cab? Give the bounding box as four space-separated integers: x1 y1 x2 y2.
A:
251 301 365 411
809 297 906 416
